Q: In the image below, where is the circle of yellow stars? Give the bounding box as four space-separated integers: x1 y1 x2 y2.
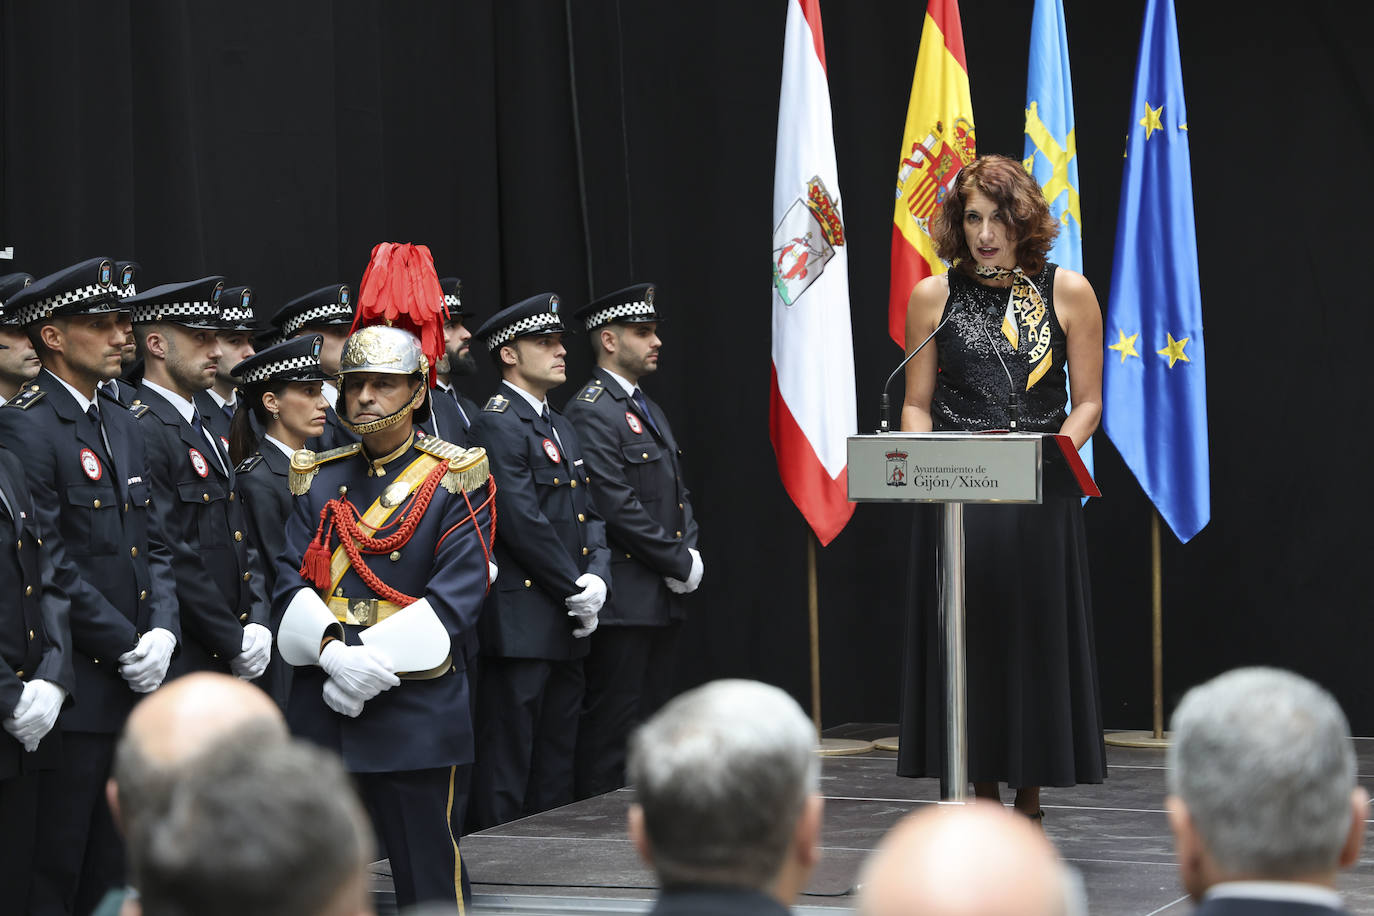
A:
1109 328 1191 368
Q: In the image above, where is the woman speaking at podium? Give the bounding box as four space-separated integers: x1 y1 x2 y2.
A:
897 154 1105 819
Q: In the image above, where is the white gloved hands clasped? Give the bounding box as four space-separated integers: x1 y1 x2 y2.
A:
665 548 704 595
3 679 66 752
230 623 273 680
118 628 177 693
488 560 499 586
319 640 399 702
565 573 606 638
322 676 365 718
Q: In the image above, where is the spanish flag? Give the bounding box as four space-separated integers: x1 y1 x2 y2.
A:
888 0 976 347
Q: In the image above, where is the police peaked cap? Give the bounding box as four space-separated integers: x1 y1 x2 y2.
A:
115 261 141 298
218 285 259 331
126 276 226 330
272 284 354 336
232 334 330 385
5 258 125 327
474 293 566 351
0 273 35 327
439 277 475 320
574 282 662 332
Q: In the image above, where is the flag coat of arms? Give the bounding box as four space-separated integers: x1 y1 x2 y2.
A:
1102 0 1210 542
888 0 975 347
770 0 856 546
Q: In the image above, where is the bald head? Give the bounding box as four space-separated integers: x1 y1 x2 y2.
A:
859 803 1077 916
123 671 285 767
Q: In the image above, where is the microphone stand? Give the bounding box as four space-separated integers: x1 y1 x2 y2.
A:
877 304 962 434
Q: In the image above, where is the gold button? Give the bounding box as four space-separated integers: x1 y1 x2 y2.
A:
625 553 632 559
35 538 41 546
338 486 348 496
14 670 23 678
25 586 33 596
212 652 219 659
202 493 210 502
570 480 577 488
132 398 140 404
30 385 38 392
15 540 21 550
553 477 560 485
336 588 344 597
239 613 248 622
523 579 532 588
28 629 34 640
124 503 129 511
229 492 235 501
675 530 682 538
243 572 252 582
234 531 243 541
93 499 102 509
581 547 589 556
577 513 585 522
389 551 401 562
130 546 139 557
641 452 648 459
139 590 147 600
92 658 99 665
678 503 684 510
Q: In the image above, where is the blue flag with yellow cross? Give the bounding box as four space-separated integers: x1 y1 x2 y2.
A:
1023 0 1092 491
1102 0 1210 542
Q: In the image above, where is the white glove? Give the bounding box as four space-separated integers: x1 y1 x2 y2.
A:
665 548 704 595
4 679 67 752
322 677 365 718
488 560 499 585
118 628 177 693
564 573 607 615
568 606 599 638
319 641 399 701
230 623 273 680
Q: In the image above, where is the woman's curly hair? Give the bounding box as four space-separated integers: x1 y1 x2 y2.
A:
931 154 1060 275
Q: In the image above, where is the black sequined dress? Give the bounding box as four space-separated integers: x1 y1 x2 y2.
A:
896 264 1106 789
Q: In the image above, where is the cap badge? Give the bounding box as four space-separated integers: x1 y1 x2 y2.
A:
339 287 350 306
646 286 655 304
99 261 113 286
549 295 559 314
241 289 252 308
122 266 135 285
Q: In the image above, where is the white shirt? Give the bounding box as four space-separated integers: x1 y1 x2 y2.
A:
502 380 561 447
264 435 296 461
48 370 113 457
1205 881 1343 910
206 387 236 411
142 379 226 472
601 367 638 398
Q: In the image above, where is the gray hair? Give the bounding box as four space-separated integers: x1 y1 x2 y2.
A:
628 679 819 889
1167 666 1356 877
138 737 373 916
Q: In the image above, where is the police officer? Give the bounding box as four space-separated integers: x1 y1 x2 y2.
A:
564 283 702 798
104 261 142 407
272 303 494 907
270 284 357 449
197 283 258 444
0 258 179 915
129 277 271 680
0 272 39 404
467 293 611 829
422 276 480 445
0 440 74 908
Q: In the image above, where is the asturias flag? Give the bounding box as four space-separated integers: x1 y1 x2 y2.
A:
1102 0 1210 542
770 0 856 546
1023 0 1093 488
888 0 976 347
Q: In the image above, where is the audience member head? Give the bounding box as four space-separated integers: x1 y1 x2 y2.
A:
858 802 1081 916
627 679 822 904
138 736 374 916
1166 666 1366 897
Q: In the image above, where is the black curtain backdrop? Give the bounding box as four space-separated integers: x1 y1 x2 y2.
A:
4 1 1373 729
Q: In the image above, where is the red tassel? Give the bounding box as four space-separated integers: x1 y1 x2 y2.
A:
301 538 332 589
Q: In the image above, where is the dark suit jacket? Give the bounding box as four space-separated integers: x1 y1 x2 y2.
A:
420 385 475 447
0 371 177 733
235 445 292 597
562 368 699 626
1193 892 1349 916
136 382 265 674
194 389 234 450
649 886 792 916
0 446 74 776
468 383 610 660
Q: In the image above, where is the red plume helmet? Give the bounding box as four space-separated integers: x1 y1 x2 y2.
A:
351 242 448 386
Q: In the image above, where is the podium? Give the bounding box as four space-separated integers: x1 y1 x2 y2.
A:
847 431 1099 801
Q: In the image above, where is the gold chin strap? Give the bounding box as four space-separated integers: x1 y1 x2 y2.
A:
337 378 427 436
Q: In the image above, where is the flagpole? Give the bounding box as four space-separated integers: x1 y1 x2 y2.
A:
808 531 873 757
1105 510 1170 748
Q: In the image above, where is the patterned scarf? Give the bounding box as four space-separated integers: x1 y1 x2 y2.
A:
973 264 1053 390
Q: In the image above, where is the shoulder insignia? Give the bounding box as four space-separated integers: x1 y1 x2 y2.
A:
576 384 604 404
235 454 264 474
425 441 490 496
483 393 510 413
128 404 150 419
288 443 362 495
4 387 45 410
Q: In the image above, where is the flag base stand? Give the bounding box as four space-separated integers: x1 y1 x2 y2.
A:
874 736 900 751
1104 730 1170 749
816 738 874 757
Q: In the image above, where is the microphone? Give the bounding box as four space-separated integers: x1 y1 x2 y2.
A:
877 301 964 433
978 304 1019 432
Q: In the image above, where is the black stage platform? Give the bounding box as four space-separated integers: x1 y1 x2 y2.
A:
369 727 1374 915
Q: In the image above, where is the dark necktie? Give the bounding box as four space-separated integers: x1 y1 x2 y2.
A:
88 404 116 468
191 411 227 473
541 405 563 450
631 388 662 438
222 403 234 424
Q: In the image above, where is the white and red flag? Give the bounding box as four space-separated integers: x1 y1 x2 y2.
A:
770 0 856 546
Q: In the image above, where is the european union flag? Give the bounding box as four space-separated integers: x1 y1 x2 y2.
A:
1023 0 1092 493
1102 0 1210 542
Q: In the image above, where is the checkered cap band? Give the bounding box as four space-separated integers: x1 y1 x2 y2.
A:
10 283 120 326
220 305 255 324
281 303 352 336
583 300 655 330
130 300 218 325
444 294 462 310
240 353 323 385
116 285 138 299
485 312 562 350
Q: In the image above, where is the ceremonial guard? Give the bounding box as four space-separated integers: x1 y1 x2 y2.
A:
0 258 179 915
270 283 357 449
468 293 611 828
197 283 258 445
422 276 480 446
129 277 271 681
271 242 495 909
0 272 39 404
564 284 702 798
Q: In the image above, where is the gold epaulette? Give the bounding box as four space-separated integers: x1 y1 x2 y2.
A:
416 437 490 495
289 443 363 495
